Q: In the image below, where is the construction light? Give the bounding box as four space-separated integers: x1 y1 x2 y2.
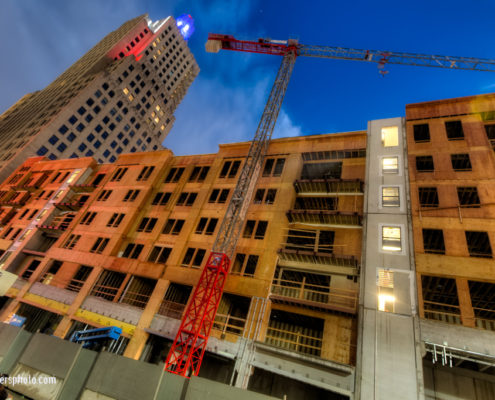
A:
176 14 194 40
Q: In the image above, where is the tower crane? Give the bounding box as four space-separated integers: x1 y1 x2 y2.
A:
164 33 495 377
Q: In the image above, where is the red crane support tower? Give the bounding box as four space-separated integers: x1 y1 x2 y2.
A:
164 33 495 377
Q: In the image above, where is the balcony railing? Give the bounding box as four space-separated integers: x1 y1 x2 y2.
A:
294 178 363 195
37 214 76 233
120 290 152 309
213 313 247 337
70 184 97 193
157 300 186 319
38 273 86 293
423 300 462 325
278 248 359 275
54 201 86 211
286 210 362 227
270 279 358 314
265 326 322 357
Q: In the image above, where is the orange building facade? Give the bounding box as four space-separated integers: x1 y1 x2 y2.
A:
0 131 366 397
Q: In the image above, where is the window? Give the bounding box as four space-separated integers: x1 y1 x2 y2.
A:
90 237 110 254
152 192 171 205
418 187 439 207
67 133 76 142
445 121 464 140
219 160 241 178
96 189 112 201
451 154 472 171
110 167 128 182
123 189 140 202
209 189 229 203
137 166 155 181
381 226 401 252
107 213 125 227
254 189 277 204
416 156 434 172
67 265 93 292
484 124 495 147
381 126 399 147
69 115 77 124
162 218 185 235
49 135 59 145
37 146 48 156
465 231 492 258
63 234 81 250
80 211 97 225
181 248 206 268
382 157 399 174
422 229 445 254
243 220 268 240
456 186 480 208
195 218 218 235
377 269 394 312
137 217 158 233
148 246 172 263
176 192 197 206
189 166 210 182
382 187 400 207
59 125 69 134
77 106 86 115
263 158 285 177
413 124 430 142
122 243 144 259
231 253 258 277
164 167 185 183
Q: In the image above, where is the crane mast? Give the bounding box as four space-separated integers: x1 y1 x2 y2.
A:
164 48 297 377
165 32 495 378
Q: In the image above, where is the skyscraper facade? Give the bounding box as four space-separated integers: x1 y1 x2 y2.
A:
0 14 199 183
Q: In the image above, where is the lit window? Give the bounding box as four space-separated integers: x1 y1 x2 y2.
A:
382 157 398 174
382 187 400 207
123 88 129 95
382 226 401 252
381 126 399 147
156 105 161 111
377 269 394 312
128 94 134 101
18 229 32 242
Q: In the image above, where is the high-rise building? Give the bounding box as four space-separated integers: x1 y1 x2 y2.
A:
0 92 494 400
0 14 199 183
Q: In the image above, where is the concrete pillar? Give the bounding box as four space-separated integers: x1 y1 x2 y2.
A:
123 279 170 359
456 277 475 328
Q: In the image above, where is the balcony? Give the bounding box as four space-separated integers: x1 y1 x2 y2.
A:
278 248 358 276
294 178 363 196
423 300 462 325
70 184 97 193
54 201 86 212
37 213 76 235
286 210 362 228
213 313 247 337
0 192 31 208
265 310 323 358
270 278 358 314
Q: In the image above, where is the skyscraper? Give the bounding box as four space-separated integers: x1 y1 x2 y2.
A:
0 14 199 183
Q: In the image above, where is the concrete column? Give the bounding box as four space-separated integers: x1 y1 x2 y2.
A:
456 277 475 328
52 266 103 339
123 279 170 359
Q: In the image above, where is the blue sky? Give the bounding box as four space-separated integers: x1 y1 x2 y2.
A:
2 0 495 156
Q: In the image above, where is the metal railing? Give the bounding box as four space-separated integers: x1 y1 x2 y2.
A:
265 326 322 356
120 290 152 309
157 300 186 319
213 313 247 336
423 300 462 325
270 279 358 312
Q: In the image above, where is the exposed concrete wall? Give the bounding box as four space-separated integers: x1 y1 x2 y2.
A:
423 361 495 400
357 117 423 399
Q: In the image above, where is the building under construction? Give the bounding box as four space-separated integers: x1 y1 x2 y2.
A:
0 92 494 399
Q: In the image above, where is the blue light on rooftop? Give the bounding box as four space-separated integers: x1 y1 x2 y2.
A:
176 14 194 40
